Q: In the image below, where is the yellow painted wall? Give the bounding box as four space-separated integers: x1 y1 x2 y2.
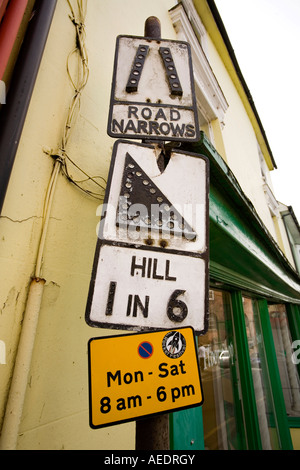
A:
193 0 297 266
0 0 298 451
193 0 296 259
203 33 278 240
0 0 176 450
291 428 300 450
203 19 297 266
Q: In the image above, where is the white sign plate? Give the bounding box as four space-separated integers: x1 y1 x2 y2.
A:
85 140 209 335
107 35 199 142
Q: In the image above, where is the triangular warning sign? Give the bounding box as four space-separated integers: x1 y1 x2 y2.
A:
116 153 196 240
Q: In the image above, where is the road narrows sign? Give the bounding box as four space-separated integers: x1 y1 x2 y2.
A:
85 140 209 335
88 327 203 429
107 35 199 142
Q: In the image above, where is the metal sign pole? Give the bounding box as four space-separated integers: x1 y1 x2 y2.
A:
86 15 208 450
144 16 161 39
136 17 169 451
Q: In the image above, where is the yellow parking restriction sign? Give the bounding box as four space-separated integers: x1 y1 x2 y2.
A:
88 327 203 429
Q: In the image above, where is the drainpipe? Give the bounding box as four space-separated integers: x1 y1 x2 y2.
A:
0 0 57 450
0 279 45 450
0 0 57 215
0 0 31 80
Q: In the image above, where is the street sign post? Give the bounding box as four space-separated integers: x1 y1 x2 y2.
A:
86 19 208 433
88 327 203 429
107 35 199 142
85 140 209 335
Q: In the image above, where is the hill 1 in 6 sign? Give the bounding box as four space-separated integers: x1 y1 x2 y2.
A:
85 140 209 335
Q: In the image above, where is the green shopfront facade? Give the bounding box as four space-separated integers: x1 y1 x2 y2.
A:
170 133 300 450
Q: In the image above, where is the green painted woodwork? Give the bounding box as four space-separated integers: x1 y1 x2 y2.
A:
286 303 300 383
257 299 293 449
169 134 300 450
286 303 300 344
183 132 300 303
231 292 262 449
222 290 247 450
170 407 204 450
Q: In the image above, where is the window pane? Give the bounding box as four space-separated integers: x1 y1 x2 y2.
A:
243 297 280 449
198 290 245 449
268 304 300 417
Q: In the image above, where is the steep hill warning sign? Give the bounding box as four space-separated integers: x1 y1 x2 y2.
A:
85 140 209 335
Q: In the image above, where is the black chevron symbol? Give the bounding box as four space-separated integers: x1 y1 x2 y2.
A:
126 44 183 97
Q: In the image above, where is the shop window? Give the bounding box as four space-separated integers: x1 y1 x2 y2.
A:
268 304 300 418
198 289 246 449
243 297 281 449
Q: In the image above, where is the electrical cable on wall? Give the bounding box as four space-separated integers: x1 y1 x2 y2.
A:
52 0 106 201
38 0 105 278
0 2 107 449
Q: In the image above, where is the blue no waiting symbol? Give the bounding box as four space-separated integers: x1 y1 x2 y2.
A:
138 341 153 358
